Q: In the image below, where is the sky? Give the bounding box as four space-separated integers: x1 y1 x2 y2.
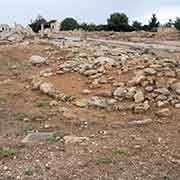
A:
1 0 180 26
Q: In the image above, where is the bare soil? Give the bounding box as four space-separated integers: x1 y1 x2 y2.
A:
0 36 180 180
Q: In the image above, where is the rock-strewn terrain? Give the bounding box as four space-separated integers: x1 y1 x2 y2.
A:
0 32 180 180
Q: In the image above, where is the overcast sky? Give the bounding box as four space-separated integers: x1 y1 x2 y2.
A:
1 0 180 26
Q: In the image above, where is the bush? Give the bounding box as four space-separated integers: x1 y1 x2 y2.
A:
174 17 180 30
148 14 160 30
132 21 142 31
61 17 79 31
107 13 129 32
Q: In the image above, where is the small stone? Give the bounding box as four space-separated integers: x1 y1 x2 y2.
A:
30 55 47 65
134 91 145 103
63 136 89 144
113 87 127 97
3 166 8 171
175 104 180 108
155 88 170 95
50 100 58 106
144 68 157 75
157 101 168 107
156 108 171 117
73 99 88 108
39 82 55 95
83 69 97 76
82 89 91 94
128 119 153 126
145 86 154 92
134 101 150 113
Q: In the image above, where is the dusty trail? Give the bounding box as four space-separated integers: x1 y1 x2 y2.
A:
87 37 180 52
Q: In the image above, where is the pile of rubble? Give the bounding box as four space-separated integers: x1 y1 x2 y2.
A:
30 39 180 116
0 25 35 43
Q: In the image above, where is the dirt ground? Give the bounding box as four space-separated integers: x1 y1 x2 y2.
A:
0 34 180 180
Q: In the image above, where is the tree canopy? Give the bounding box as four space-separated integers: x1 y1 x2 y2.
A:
174 17 180 30
132 21 142 31
149 14 160 30
61 17 79 31
107 13 130 31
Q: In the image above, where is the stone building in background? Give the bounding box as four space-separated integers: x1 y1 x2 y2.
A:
50 21 61 33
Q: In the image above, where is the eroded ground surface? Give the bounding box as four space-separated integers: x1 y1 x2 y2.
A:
0 35 180 180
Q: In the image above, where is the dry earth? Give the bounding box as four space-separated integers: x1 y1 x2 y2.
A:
0 32 180 180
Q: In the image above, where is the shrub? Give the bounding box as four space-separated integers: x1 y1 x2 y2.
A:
61 17 79 31
174 17 180 30
107 13 130 32
0 148 16 158
96 157 113 165
148 14 160 30
132 21 142 31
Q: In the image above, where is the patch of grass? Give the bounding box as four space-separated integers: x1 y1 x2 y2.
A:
47 132 65 144
23 121 33 134
35 99 50 108
0 148 16 158
112 148 129 156
96 157 113 165
143 48 150 54
24 168 33 176
15 112 29 121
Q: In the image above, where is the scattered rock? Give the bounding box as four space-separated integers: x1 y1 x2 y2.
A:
156 108 172 117
144 68 157 75
29 55 47 65
39 82 55 95
127 119 153 126
22 132 53 143
63 136 89 144
114 87 127 98
134 91 145 103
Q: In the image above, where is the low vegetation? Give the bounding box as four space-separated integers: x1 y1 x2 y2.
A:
24 168 33 176
23 121 33 134
0 148 16 158
47 132 65 144
112 148 129 156
15 112 29 121
96 157 113 165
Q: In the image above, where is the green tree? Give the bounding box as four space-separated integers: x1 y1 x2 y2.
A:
132 21 142 31
107 13 129 31
149 14 160 30
61 17 79 31
80 23 88 31
174 17 180 30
